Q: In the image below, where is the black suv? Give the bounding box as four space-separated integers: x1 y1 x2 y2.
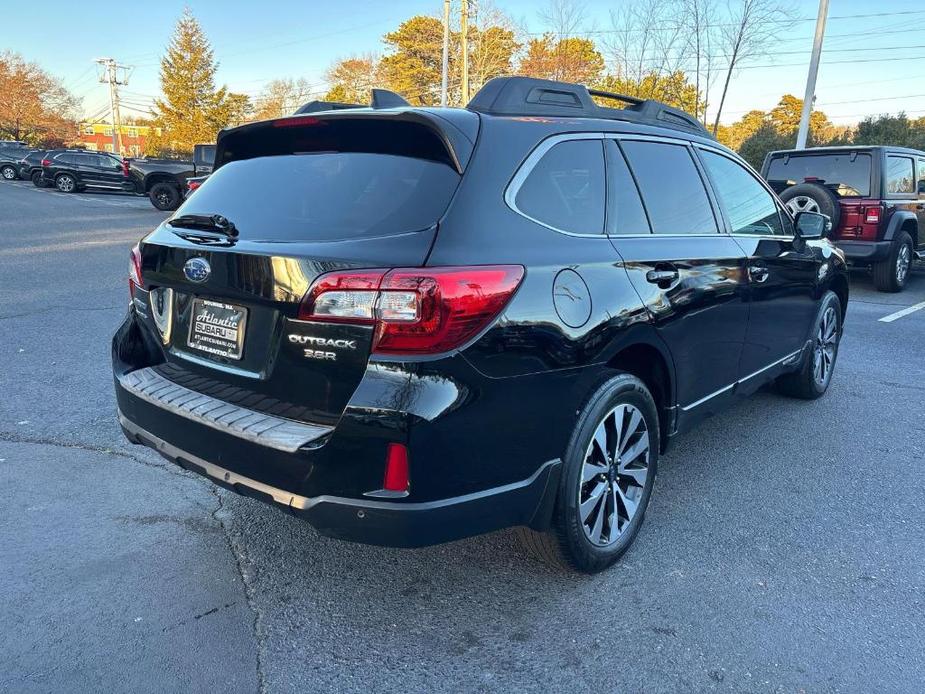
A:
113 78 848 573
19 150 54 186
41 150 134 193
763 146 924 292
0 145 31 180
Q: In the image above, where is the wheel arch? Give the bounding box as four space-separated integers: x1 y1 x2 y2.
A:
883 210 917 244
144 173 181 193
605 337 676 453
828 272 849 323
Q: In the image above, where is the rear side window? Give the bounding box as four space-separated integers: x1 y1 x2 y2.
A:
55 154 76 165
605 140 650 235
918 159 925 197
621 140 718 235
700 150 784 236
766 153 871 197
885 155 914 195
177 153 460 242
515 139 605 234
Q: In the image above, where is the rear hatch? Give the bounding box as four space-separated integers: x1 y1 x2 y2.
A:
765 150 874 238
136 111 476 426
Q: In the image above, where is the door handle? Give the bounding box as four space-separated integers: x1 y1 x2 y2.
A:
645 268 679 284
748 264 769 283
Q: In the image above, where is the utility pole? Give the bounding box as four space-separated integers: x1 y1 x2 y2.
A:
95 58 132 155
460 0 469 105
441 0 450 106
796 0 829 150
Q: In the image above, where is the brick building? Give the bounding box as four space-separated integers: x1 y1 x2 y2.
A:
76 122 162 157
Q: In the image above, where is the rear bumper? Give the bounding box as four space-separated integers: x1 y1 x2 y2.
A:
835 239 891 262
119 412 560 547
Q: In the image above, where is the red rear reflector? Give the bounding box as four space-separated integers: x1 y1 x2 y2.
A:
129 243 143 298
272 116 324 128
383 443 410 492
298 266 525 355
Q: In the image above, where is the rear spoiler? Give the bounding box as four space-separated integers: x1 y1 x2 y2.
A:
215 109 479 175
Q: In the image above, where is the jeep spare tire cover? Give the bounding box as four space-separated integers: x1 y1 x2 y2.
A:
780 182 841 228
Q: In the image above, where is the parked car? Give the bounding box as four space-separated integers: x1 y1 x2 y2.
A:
41 150 134 193
113 77 848 573
184 174 209 198
0 146 32 180
19 150 54 187
762 145 924 292
128 144 216 211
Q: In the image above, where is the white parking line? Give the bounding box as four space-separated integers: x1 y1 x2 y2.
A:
879 301 925 323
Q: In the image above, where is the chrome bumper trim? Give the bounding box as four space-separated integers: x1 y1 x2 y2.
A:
117 367 331 453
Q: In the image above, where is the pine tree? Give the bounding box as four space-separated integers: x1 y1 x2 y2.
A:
153 8 230 155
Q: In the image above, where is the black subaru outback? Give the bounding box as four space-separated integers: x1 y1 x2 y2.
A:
113 77 848 573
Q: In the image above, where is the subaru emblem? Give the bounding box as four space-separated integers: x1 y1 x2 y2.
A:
183 257 210 283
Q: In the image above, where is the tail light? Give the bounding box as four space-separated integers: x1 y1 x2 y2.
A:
121 159 130 177
299 265 525 355
129 244 144 298
864 206 881 224
187 180 202 192
41 159 51 167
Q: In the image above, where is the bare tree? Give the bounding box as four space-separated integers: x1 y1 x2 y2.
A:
606 0 690 93
711 0 795 134
683 0 719 122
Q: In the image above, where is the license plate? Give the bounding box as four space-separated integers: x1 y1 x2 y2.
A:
187 299 247 360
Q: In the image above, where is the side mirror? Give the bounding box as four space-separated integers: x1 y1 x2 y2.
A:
794 211 830 240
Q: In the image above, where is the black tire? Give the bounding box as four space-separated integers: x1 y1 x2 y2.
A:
1 164 17 181
55 173 76 193
780 183 841 229
31 171 49 188
872 231 913 293
517 373 659 573
149 181 181 211
776 291 842 400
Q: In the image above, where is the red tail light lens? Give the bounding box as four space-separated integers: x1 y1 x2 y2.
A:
121 159 130 177
864 206 881 224
187 180 202 192
129 244 143 298
41 159 51 167
299 265 524 355
382 443 410 492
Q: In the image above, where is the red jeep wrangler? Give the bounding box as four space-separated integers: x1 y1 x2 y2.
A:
762 146 924 292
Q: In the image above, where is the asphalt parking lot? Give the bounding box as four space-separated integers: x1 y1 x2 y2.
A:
1 179 923 693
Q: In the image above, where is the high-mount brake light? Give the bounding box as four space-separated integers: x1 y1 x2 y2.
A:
272 116 324 128
129 244 143 299
299 266 525 355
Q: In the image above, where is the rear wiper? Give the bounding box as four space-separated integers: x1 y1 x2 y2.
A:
168 213 239 238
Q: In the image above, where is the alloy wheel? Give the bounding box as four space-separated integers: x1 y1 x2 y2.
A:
785 196 820 215
578 403 650 547
813 306 838 386
57 176 74 192
2 167 14 180
896 243 911 285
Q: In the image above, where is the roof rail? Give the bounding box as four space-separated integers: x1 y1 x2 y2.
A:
467 77 710 137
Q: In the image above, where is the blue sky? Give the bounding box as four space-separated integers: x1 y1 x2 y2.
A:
4 0 925 126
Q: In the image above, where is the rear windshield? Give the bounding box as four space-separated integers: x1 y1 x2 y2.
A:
175 152 460 242
766 153 871 197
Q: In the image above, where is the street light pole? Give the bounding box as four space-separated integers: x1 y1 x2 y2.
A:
441 0 450 106
460 0 469 104
796 0 829 150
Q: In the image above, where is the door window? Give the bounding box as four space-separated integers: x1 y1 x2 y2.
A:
514 139 605 234
700 150 784 236
917 158 925 197
604 140 650 235
620 140 718 235
885 155 914 195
